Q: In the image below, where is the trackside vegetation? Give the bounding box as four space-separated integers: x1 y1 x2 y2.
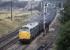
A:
56 0 70 50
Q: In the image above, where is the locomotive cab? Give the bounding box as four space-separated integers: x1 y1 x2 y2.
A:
19 26 31 43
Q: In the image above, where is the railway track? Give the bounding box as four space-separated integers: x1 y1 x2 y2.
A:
0 28 19 43
6 40 30 50
0 35 18 50
14 44 29 50
37 39 54 50
0 27 20 50
7 43 30 50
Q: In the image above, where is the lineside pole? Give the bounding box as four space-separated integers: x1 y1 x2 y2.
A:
31 0 32 16
11 0 13 21
43 2 47 36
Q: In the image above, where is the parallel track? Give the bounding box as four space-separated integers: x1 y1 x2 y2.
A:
14 44 29 50
0 28 20 50
6 40 30 50
0 28 19 43
0 36 18 50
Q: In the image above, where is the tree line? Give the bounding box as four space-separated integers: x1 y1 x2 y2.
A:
56 0 70 50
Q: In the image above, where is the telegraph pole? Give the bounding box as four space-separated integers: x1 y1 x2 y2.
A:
31 0 34 16
31 0 32 16
41 0 43 13
11 0 12 21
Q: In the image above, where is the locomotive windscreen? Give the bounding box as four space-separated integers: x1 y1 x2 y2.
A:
19 27 30 32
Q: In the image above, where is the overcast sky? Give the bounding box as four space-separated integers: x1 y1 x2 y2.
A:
18 0 41 1
19 0 40 1
1 0 41 1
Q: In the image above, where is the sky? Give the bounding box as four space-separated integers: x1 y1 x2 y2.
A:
18 0 41 1
1 0 41 1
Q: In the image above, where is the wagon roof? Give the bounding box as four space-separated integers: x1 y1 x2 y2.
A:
22 22 39 29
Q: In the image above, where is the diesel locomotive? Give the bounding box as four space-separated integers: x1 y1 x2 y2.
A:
18 21 49 43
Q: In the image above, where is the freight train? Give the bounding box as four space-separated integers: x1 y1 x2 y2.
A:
18 21 49 43
18 5 56 43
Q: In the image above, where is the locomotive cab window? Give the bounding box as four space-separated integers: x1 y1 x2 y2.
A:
19 27 30 32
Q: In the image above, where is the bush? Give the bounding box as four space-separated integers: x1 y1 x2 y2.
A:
56 21 70 50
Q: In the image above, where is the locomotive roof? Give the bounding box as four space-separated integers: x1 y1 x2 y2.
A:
22 22 39 29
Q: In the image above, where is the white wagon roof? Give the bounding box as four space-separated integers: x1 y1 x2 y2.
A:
22 22 39 29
